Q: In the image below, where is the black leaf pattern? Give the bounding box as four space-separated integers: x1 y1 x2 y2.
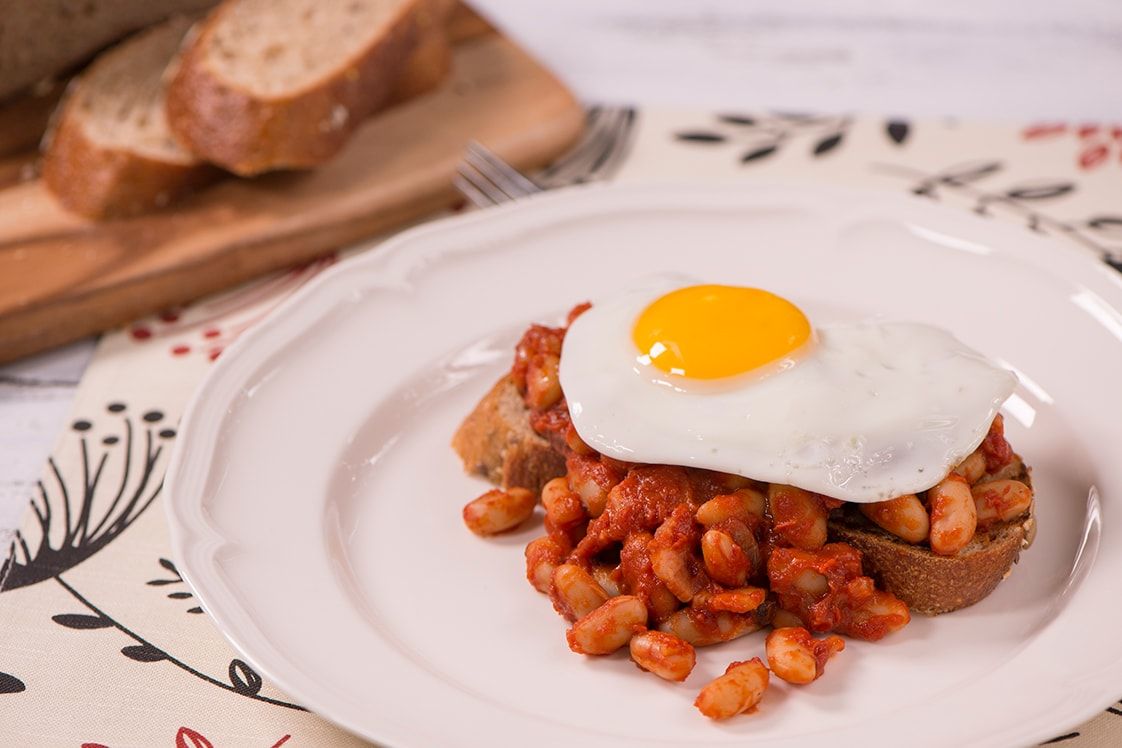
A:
229 659 263 696
159 558 179 575
1087 216 1122 235
121 644 167 663
886 120 910 144
874 160 1122 266
52 613 113 629
2 403 169 592
773 111 817 121
718 114 756 126
674 131 726 144
167 591 193 599
741 145 778 163
187 606 204 615
1005 182 1075 201
939 160 1003 186
147 579 179 586
813 132 844 156
0 671 26 694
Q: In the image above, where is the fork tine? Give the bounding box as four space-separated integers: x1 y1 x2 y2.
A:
537 107 635 186
455 159 511 207
465 142 541 198
452 173 499 208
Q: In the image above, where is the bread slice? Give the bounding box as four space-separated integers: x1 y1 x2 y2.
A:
0 0 219 101
445 1 495 43
387 0 453 104
451 375 566 494
165 0 423 176
829 464 1035 615
41 16 217 219
453 374 1036 616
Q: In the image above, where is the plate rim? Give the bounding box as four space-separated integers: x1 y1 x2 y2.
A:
166 180 1122 747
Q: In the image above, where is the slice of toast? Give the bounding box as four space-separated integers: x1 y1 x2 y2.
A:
41 15 217 219
829 467 1035 615
451 375 566 494
452 374 1036 616
165 0 423 176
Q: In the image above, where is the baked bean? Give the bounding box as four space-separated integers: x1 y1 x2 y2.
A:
718 473 755 490
772 608 804 629
540 477 568 507
928 474 977 555
843 589 910 640
650 547 699 602
701 527 751 587
659 608 761 647
567 595 648 655
650 505 705 601
462 488 535 536
768 484 828 549
695 587 767 614
551 564 609 620
591 565 622 597
564 425 596 456
525 535 569 593
696 488 766 526
630 630 696 682
566 455 623 518
766 627 844 685
525 354 562 410
972 479 1033 527
859 494 929 544
953 450 987 484
695 658 770 720
619 531 682 622
541 478 588 541
512 325 562 394
793 568 828 597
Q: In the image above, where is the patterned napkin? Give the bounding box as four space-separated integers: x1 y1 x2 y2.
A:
2 111 1120 746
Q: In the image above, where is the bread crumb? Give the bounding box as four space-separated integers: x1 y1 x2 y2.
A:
319 104 349 132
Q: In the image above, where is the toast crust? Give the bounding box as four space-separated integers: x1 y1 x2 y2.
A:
451 375 566 494
387 5 453 105
453 374 1035 616
41 18 218 222
43 112 217 218
165 0 423 175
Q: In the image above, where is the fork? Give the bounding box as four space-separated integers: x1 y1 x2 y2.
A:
454 106 637 207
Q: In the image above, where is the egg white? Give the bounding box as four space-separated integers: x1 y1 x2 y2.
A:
559 280 1017 503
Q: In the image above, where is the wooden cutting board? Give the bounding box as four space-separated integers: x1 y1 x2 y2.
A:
0 32 584 364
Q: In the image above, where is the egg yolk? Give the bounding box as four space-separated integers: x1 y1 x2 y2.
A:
632 285 811 379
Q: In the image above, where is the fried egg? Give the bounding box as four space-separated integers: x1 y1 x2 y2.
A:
559 278 1017 502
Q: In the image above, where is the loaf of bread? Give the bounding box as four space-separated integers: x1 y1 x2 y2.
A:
41 15 216 219
0 0 219 101
165 0 425 176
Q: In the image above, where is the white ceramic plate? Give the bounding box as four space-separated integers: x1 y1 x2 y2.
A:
166 183 1122 748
